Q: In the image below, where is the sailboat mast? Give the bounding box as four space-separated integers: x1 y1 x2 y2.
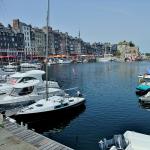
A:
46 0 49 101
8 43 9 62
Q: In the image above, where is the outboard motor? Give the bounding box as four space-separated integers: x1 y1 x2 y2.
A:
99 134 127 150
99 138 113 150
99 138 107 150
113 134 127 149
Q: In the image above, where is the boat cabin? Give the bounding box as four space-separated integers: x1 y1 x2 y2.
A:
10 80 39 97
7 70 45 85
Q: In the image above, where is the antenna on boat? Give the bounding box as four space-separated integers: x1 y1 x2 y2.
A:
46 0 49 101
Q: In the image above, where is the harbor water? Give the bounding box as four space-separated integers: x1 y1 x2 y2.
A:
24 62 150 150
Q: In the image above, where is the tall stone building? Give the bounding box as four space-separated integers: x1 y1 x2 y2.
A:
13 19 31 56
31 27 46 56
42 26 55 55
53 30 61 54
0 23 24 57
59 32 67 55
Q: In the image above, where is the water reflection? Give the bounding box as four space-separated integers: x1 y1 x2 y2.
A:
16 104 86 134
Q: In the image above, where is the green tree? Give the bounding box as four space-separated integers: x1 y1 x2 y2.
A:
114 50 121 57
145 53 150 56
129 41 135 47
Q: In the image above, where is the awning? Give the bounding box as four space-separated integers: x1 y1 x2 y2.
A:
32 56 45 58
48 54 66 58
0 55 16 58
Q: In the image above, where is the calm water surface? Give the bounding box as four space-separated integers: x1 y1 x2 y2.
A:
28 62 150 150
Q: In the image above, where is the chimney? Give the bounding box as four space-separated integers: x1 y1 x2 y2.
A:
13 19 20 29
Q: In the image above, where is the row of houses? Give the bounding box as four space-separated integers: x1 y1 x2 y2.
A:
0 19 118 58
0 19 140 60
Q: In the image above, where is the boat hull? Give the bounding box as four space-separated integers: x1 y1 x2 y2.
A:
96 57 111 62
136 90 150 96
136 83 150 96
0 100 35 111
12 101 85 121
139 96 150 104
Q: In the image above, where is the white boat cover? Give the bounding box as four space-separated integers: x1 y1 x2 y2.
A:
124 131 150 150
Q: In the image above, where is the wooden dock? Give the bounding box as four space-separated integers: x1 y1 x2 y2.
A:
3 118 74 150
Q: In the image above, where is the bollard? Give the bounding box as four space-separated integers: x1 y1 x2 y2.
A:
25 124 28 129
0 113 3 127
21 122 23 127
31 128 35 131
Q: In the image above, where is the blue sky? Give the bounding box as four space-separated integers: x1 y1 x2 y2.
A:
0 0 150 52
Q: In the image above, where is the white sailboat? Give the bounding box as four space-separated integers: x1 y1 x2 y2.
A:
14 95 85 118
14 0 85 118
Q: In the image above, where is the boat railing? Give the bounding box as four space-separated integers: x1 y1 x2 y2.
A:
64 87 84 97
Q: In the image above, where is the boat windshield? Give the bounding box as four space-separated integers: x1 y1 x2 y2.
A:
10 86 34 96
19 77 36 83
7 77 20 85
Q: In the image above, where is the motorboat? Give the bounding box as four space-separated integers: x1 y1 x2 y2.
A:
99 131 150 150
47 58 57 66
77 60 82 63
96 53 112 63
96 57 111 62
34 62 42 70
138 74 150 83
0 74 7 83
138 75 144 83
138 68 150 83
57 58 72 64
82 59 88 63
13 94 85 119
139 91 150 104
0 70 60 95
3 63 18 72
20 63 41 71
0 69 12 83
139 100 150 109
136 82 150 96
0 80 64 109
